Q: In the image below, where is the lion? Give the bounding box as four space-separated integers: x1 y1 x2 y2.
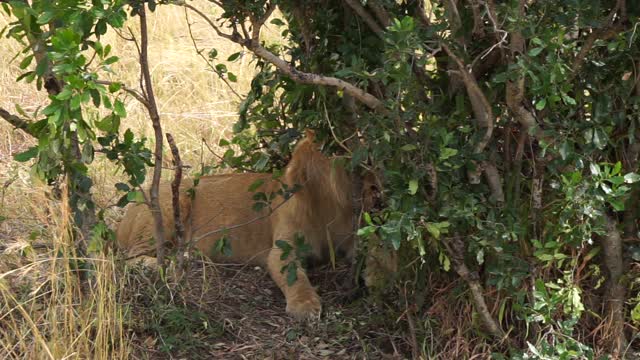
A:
116 130 355 319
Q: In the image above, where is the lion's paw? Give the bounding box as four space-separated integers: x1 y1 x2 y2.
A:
286 290 322 320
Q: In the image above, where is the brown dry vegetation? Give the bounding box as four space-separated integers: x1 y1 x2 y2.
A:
0 3 418 359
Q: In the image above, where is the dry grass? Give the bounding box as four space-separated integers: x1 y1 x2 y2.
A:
0 2 283 359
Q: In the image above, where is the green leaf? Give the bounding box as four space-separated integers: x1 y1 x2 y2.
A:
528 47 544 57
228 72 237 82
108 82 122 93
113 100 127 117
36 11 54 24
401 144 417 151
408 179 418 195
285 262 297 286
624 173 640 183
115 182 130 192
103 56 119 65
363 212 372 225
215 63 227 73
248 179 265 192
426 223 440 239
276 239 292 260
609 199 625 211
13 146 38 162
227 52 241 62
270 18 285 26
535 98 546 110
562 93 576 105
357 225 377 237
19 55 33 70
35 58 48 76
439 147 458 160
126 191 145 203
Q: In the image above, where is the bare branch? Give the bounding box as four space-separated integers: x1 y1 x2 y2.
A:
249 42 383 110
166 133 187 278
442 44 494 155
182 2 384 111
344 0 385 38
367 0 391 27
505 0 545 143
416 0 432 27
601 216 628 356
0 108 34 136
444 234 508 342
139 4 168 268
250 2 276 41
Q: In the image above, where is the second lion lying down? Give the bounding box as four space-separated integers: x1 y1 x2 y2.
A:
116 131 354 319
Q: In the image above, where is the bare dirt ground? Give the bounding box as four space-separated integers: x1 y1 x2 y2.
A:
123 260 410 360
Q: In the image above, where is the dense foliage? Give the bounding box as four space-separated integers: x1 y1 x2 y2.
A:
2 0 640 357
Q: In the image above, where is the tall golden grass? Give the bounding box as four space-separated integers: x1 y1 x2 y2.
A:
0 2 284 358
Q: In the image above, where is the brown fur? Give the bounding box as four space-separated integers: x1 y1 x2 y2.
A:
116 130 354 319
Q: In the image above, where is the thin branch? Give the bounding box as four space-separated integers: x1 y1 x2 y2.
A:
166 133 187 278
182 2 384 111
94 80 149 108
139 4 168 268
192 188 295 244
570 0 624 80
248 42 383 109
0 108 34 136
183 8 242 100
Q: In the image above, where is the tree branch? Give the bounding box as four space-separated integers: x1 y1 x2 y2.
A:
0 108 35 137
570 0 625 81
182 2 384 111
139 4 168 268
442 44 494 155
601 216 628 356
344 0 385 38
250 2 276 41
444 234 508 342
166 133 187 278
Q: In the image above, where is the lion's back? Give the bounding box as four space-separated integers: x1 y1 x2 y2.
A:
116 172 277 264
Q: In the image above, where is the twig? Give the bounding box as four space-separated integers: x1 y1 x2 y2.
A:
201 138 253 172
183 8 242 100
94 80 149 108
